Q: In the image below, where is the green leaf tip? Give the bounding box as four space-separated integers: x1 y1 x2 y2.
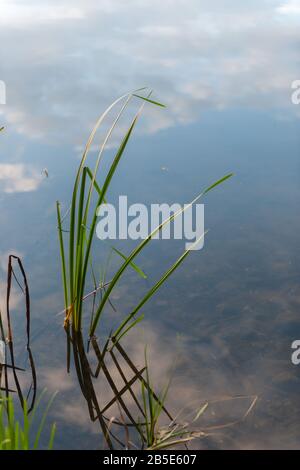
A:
203 172 234 195
133 94 166 108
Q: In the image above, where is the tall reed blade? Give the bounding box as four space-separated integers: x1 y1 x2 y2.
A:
90 174 233 336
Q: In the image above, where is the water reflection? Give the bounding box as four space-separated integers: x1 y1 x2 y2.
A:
0 106 299 448
0 164 42 193
1 1 299 147
34 320 259 449
0 1 300 449
0 255 36 411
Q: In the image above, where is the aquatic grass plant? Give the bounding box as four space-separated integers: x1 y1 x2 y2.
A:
56 89 233 339
139 354 258 450
55 90 236 449
140 353 208 450
67 330 174 449
140 349 174 449
0 393 56 450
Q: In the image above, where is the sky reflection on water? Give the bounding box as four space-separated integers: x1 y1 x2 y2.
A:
0 0 300 449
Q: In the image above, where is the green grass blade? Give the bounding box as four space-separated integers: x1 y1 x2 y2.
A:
144 349 154 443
77 109 146 330
112 247 147 279
82 95 133 230
114 314 145 343
133 94 166 108
203 173 234 194
74 167 88 328
90 172 233 336
141 381 150 444
48 423 56 450
86 167 107 203
33 393 57 450
22 399 29 450
68 90 144 309
56 202 69 310
113 233 207 339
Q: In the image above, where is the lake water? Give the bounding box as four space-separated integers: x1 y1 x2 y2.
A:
0 1 300 450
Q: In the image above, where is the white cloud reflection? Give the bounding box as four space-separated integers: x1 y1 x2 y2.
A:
277 0 300 14
0 0 299 146
0 1 85 26
0 163 42 193
37 318 300 449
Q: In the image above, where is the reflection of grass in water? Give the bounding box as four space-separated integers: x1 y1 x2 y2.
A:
55 90 234 449
138 351 257 450
139 349 206 450
0 100 259 450
0 247 55 450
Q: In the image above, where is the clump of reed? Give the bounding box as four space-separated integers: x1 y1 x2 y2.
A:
56 89 233 340
55 89 234 449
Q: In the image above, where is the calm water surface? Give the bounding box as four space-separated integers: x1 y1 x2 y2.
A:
0 1 299 449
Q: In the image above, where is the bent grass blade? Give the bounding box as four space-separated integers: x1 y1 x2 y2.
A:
113 232 208 341
90 173 233 336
